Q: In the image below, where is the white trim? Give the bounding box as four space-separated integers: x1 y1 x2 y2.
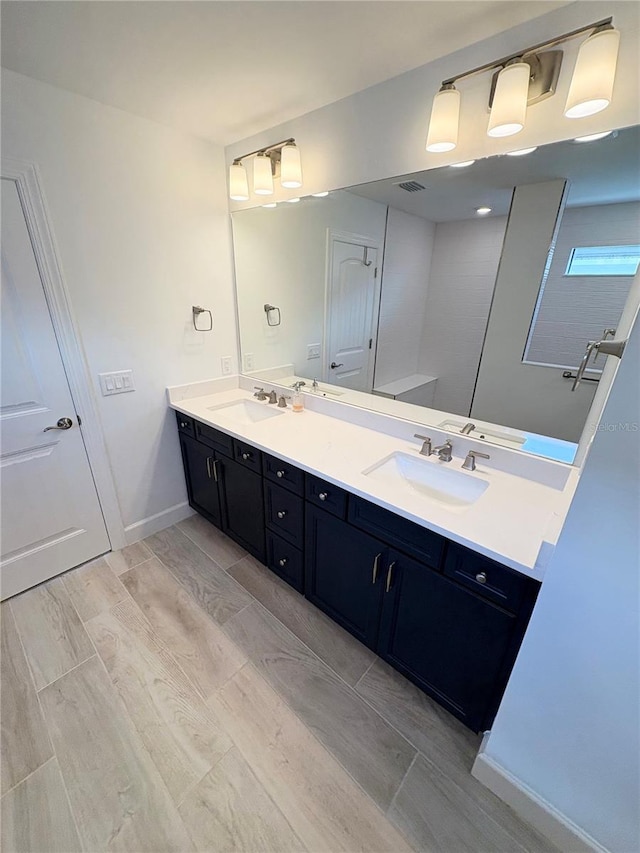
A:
472 751 606 853
124 501 194 544
1 157 126 549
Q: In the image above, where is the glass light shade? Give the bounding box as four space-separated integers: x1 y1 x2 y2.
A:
507 147 537 156
565 28 620 118
426 87 460 152
487 62 530 138
451 160 475 168
229 162 249 201
253 154 274 195
574 131 612 143
280 143 303 188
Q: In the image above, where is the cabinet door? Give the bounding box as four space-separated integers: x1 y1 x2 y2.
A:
378 550 515 732
218 455 265 562
179 434 222 528
305 505 386 649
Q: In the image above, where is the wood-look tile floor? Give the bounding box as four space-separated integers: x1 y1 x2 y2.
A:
1 522 557 853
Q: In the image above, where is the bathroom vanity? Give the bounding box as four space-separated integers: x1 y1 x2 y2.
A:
171 385 576 733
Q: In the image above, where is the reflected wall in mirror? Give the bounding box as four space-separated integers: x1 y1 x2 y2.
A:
232 125 640 463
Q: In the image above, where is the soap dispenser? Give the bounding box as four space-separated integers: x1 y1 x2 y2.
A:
291 382 305 413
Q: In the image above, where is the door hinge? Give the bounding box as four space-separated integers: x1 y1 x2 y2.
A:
77 414 82 426
374 267 378 278
369 339 372 349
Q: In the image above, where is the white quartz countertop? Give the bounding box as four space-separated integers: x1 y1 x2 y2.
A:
171 386 579 581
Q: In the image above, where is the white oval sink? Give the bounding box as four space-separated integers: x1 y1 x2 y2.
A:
206 399 284 425
362 451 489 509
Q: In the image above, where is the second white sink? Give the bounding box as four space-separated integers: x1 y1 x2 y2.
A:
206 399 284 425
362 451 489 509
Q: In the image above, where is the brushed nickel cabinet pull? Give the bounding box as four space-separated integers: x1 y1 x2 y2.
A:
385 561 396 593
475 571 487 584
279 558 288 567
277 510 287 519
372 552 382 584
206 456 213 479
212 459 219 482
318 492 328 501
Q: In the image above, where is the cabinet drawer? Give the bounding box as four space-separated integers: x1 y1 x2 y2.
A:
233 439 262 473
264 453 304 496
349 496 445 570
306 475 347 519
266 531 303 592
194 420 233 456
444 544 533 613
264 481 304 547
175 411 195 438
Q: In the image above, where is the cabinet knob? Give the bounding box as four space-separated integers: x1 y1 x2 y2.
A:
180 421 188 429
279 558 288 567
277 510 287 519
276 470 285 478
475 571 487 584
318 492 328 501
242 452 252 461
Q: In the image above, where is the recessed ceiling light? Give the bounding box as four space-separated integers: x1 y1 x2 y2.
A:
507 147 538 156
574 131 613 143
261 203 277 208
476 206 492 215
312 191 329 197
286 197 301 203
451 160 475 168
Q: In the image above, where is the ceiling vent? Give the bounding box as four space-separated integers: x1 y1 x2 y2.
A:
397 180 426 192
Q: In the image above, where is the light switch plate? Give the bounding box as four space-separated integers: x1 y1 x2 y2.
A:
307 343 321 359
99 370 135 396
243 353 255 371
221 356 232 375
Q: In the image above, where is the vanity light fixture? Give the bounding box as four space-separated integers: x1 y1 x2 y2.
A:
261 202 277 208
286 197 301 203
451 160 476 168
476 206 492 215
229 138 303 201
507 147 538 156
425 17 618 152
574 130 613 142
312 191 330 197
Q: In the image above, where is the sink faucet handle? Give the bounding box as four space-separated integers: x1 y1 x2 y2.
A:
414 434 432 456
267 390 278 404
462 450 490 471
253 386 268 401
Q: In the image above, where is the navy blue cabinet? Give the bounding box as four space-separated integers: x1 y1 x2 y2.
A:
378 549 518 731
179 434 223 528
305 505 386 650
217 454 265 562
177 411 540 733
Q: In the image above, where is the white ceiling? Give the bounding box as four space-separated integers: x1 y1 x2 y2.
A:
1 1 569 145
347 125 640 221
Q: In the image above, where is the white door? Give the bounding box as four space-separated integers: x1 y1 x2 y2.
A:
326 238 380 392
1 178 110 600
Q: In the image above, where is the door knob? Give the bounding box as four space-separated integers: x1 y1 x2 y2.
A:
43 417 73 432
330 362 344 369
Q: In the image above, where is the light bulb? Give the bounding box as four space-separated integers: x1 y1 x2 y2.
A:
281 143 303 188
488 61 530 138
229 162 249 201
476 206 492 215
253 153 274 195
565 28 620 119
426 85 460 152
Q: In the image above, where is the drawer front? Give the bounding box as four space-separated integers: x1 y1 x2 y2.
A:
264 453 304 496
266 532 304 592
175 411 195 438
306 475 347 519
233 439 262 474
444 544 532 612
349 496 445 570
194 420 233 457
264 481 304 547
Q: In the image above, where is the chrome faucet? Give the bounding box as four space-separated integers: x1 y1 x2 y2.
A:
291 380 306 391
267 390 278 404
462 450 490 471
460 422 475 435
413 434 432 456
253 386 268 401
432 440 453 462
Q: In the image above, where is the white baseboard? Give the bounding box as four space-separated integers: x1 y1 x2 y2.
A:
472 752 607 853
124 501 194 545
